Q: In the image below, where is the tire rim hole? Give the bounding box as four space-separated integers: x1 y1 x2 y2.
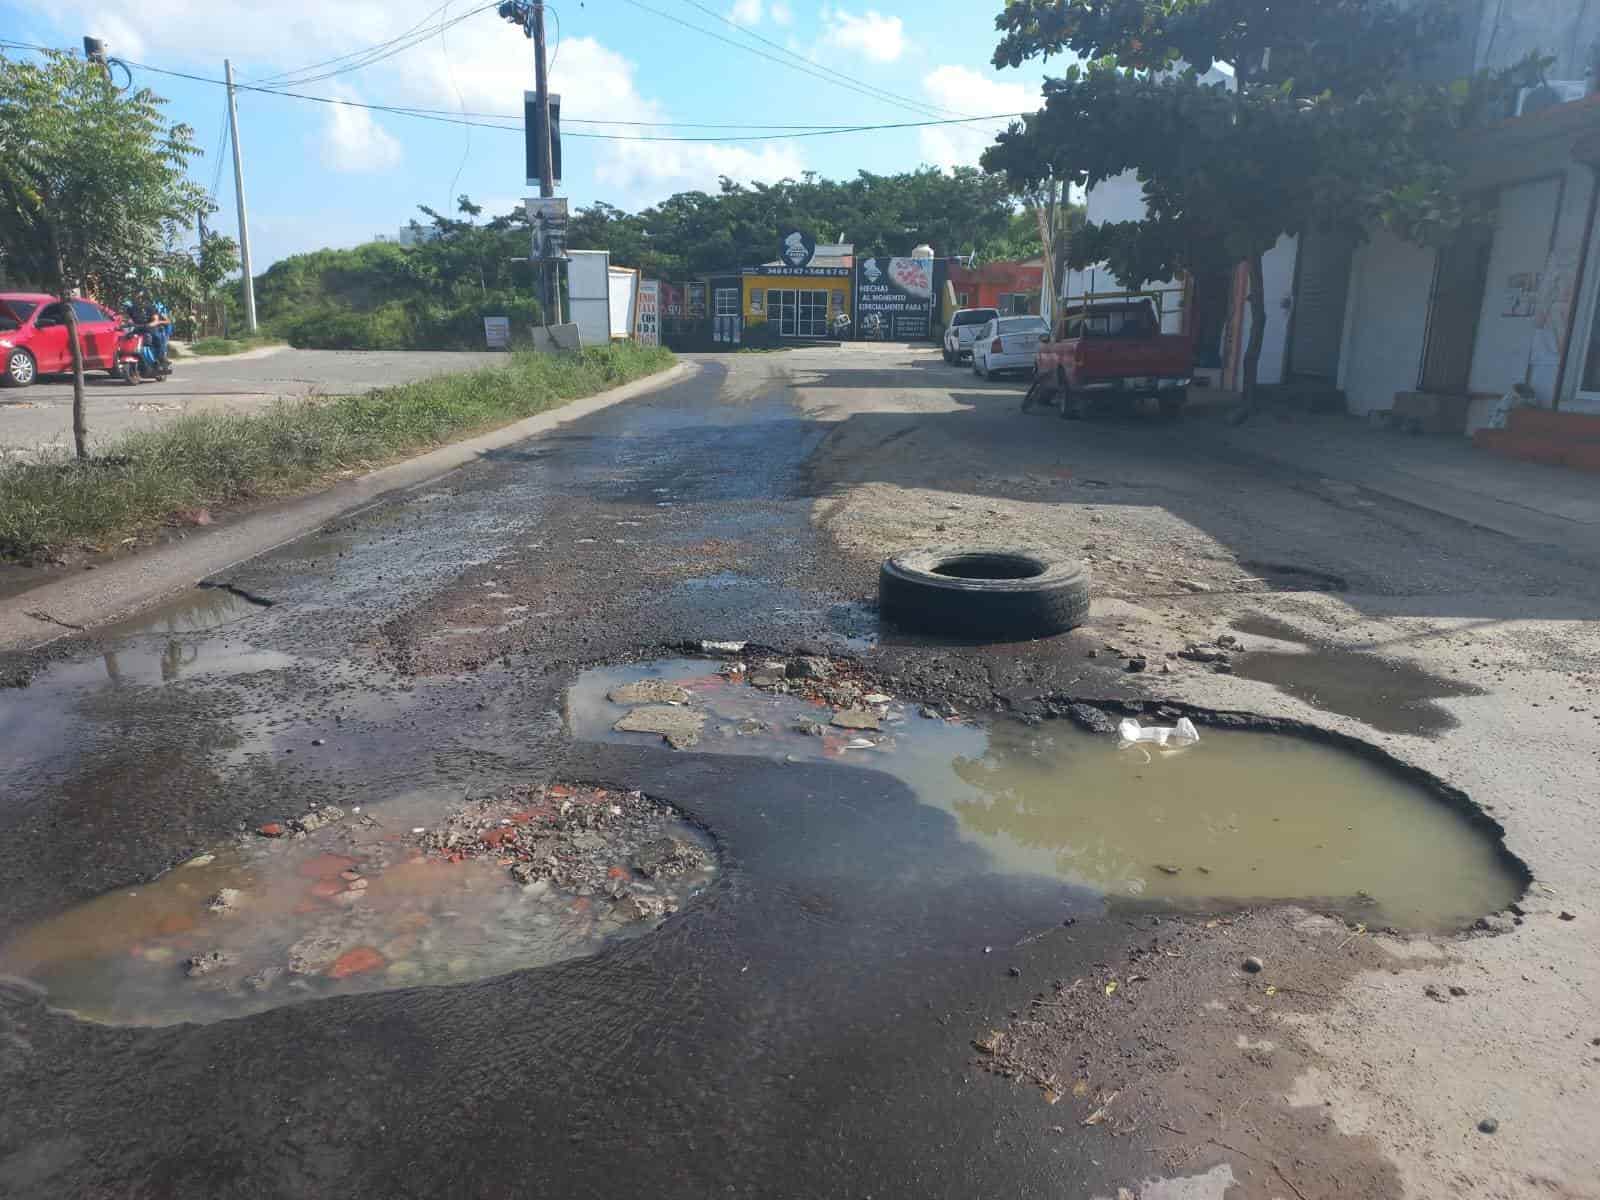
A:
931 554 1044 581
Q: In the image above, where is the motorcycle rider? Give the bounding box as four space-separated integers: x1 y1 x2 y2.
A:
124 288 171 368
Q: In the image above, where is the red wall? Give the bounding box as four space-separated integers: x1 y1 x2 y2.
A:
947 262 1044 310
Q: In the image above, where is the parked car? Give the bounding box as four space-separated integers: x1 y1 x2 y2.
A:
971 314 1050 378
941 307 1000 363
1034 299 1193 419
0 293 123 387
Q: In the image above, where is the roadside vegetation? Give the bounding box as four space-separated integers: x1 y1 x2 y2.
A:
0 343 673 561
181 332 283 357
233 173 1075 352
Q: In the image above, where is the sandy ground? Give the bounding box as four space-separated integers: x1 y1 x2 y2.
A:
792 342 1600 1199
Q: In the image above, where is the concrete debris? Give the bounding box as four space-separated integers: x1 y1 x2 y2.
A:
608 679 692 705
632 836 708 879
787 656 833 680
614 705 705 749
1064 704 1118 735
831 708 881 731
294 806 346 834
184 950 237 978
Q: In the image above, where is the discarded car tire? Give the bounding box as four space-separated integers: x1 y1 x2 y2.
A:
879 547 1090 640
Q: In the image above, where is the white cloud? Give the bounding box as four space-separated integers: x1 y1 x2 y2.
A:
770 1 793 25
318 85 403 172
31 0 807 218
729 0 763 25
917 65 1038 171
821 7 904 63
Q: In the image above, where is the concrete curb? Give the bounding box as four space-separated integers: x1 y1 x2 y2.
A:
0 360 697 653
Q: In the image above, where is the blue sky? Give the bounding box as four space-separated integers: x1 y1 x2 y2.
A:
2 0 1055 267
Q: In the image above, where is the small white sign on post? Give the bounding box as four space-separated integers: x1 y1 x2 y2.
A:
483 316 511 350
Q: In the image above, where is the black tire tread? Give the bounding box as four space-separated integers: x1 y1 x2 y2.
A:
879 547 1090 640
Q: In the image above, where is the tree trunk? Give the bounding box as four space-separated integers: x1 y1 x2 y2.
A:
61 292 89 459
1241 252 1267 415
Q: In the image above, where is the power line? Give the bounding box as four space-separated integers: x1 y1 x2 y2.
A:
4 38 1031 144
119 55 1029 142
246 2 497 87
674 0 968 120
616 0 951 120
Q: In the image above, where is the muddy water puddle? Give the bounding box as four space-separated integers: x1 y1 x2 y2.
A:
0 786 716 1026
568 660 1520 930
1229 615 1483 735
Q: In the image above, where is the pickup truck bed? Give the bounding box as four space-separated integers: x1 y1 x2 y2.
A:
1036 300 1193 419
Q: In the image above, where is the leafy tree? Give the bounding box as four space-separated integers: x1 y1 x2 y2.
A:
0 50 207 456
982 0 1512 407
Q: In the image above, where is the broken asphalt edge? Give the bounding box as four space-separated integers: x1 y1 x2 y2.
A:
0 360 698 653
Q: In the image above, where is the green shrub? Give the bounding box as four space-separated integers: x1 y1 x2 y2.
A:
0 344 674 559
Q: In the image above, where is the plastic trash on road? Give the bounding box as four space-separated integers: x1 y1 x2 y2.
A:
1117 717 1200 750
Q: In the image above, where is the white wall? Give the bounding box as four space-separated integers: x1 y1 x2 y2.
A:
566 249 611 347
1473 0 1600 80
1469 176 1560 404
1337 230 1436 414
1254 235 1298 386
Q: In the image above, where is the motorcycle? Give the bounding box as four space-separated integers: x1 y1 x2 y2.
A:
111 322 172 385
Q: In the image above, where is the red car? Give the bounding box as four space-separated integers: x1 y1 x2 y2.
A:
1 292 124 387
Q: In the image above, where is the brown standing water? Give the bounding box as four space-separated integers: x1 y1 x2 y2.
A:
566 660 1523 931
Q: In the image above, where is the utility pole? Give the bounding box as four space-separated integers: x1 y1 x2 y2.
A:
504 1 562 325
224 59 258 334
532 3 554 203
531 2 561 323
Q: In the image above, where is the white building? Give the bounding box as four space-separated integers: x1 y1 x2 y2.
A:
1067 1 1600 434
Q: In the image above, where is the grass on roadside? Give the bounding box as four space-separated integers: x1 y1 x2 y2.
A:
0 343 675 560
181 333 284 357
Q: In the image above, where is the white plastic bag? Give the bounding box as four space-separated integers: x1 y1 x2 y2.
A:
1117 717 1200 749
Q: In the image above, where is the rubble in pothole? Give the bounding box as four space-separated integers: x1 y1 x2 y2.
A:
0 783 716 1026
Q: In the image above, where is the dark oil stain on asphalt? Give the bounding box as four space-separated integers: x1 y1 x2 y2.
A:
1230 614 1484 736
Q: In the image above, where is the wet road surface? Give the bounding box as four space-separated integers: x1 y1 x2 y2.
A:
0 351 1531 1197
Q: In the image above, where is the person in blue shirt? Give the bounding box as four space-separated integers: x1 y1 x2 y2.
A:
125 289 171 366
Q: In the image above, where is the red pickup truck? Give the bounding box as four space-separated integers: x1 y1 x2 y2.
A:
1034 299 1193 419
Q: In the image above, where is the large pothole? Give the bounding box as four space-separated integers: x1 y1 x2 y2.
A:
567 655 1523 931
0 783 717 1026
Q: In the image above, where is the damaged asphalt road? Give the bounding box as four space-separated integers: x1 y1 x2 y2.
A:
2 347 1597 1197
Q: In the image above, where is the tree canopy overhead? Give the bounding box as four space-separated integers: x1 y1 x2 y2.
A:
567 167 1025 279
982 0 1512 403
0 49 207 455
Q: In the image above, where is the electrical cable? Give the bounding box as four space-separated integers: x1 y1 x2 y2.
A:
440 0 474 214
247 2 497 87
616 0 951 119
118 55 1031 141
4 37 1031 144
675 0 968 119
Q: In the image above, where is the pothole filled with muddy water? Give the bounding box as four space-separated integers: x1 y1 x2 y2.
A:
567 657 1522 931
0 785 716 1025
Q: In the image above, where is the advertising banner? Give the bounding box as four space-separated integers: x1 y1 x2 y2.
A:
855 255 934 340
636 280 660 346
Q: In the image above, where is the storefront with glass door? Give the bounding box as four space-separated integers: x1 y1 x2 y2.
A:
741 266 852 339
